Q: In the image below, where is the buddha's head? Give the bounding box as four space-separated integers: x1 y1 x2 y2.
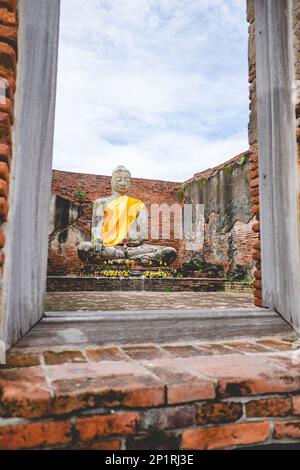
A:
111 165 131 195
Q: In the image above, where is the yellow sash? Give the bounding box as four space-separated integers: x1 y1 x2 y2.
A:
102 195 145 247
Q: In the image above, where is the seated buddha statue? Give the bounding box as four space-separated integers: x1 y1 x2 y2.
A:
77 165 177 266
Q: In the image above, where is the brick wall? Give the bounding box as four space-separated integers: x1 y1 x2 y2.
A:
1 338 300 449
178 151 258 279
49 152 257 278
0 0 17 278
48 171 181 274
247 0 261 305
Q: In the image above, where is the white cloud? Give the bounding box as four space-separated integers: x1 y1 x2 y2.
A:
53 0 249 181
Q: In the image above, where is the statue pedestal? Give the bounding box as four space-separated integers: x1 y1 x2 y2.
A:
77 241 177 268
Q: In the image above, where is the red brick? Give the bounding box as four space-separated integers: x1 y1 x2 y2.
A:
163 345 204 357
249 153 258 163
76 412 140 442
254 270 261 279
246 398 291 417
274 420 300 439
0 96 12 119
250 187 259 197
0 227 4 247
181 421 270 450
0 7 16 26
195 343 237 355
123 346 166 360
139 405 195 431
293 395 300 415
253 241 261 251
0 419 72 450
250 195 259 204
0 142 10 165
249 169 258 179
166 380 215 405
254 279 262 289
252 222 260 233
196 402 242 425
85 347 127 362
256 339 294 351
249 178 259 188
0 24 17 48
251 204 259 215
75 439 121 450
225 341 269 353
252 251 261 261
0 111 10 143
0 178 8 197
6 353 40 368
249 162 258 171
0 196 8 219
254 288 262 299
43 350 86 365
195 354 300 397
0 367 52 418
0 161 9 181
0 40 15 72
0 1 17 13
254 298 263 307
48 361 165 414
127 433 180 450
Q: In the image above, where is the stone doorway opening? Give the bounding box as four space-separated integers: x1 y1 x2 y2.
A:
46 0 256 319
1 0 300 450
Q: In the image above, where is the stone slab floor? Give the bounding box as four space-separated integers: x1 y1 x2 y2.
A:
45 291 254 311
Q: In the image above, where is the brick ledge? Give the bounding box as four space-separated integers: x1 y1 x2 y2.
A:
1 337 300 449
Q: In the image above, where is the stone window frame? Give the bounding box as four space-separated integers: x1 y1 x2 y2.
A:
0 0 300 361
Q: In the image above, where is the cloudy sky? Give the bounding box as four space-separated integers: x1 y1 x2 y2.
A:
53 0 249 181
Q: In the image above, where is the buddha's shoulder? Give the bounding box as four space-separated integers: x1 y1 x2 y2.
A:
93 195 115 206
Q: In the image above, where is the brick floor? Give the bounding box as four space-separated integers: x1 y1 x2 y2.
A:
1 335 300 449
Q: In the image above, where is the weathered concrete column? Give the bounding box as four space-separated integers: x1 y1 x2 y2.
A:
0 0 60 357
255 0 300 330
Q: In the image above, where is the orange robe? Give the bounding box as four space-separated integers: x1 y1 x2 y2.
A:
102 195 145 247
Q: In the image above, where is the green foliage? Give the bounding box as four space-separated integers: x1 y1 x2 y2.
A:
197 178 206 190
165 286 174 292
239 276 255 286
238 155 247 166
178 185 186 201
223 165 234 177
225 274 254 286
74 190 87 199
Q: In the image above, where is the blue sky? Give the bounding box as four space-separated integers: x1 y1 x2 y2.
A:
53 0 249 181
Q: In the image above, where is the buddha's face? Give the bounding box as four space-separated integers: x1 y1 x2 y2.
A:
112 170 131 195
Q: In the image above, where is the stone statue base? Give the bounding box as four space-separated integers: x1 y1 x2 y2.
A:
78 241 177 267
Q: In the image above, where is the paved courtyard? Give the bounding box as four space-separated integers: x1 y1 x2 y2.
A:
45 291 254 311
